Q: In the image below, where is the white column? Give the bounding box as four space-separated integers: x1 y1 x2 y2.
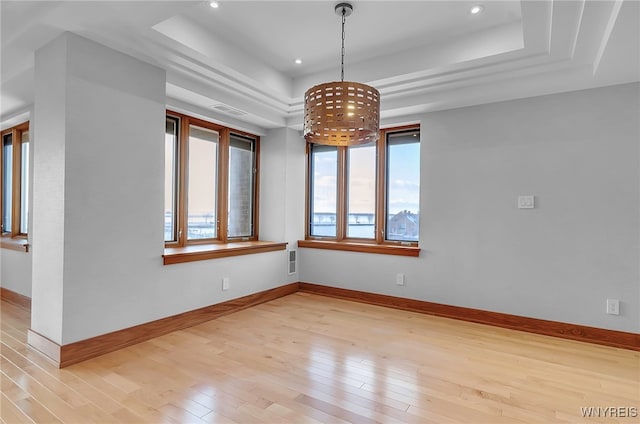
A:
31 32 166 345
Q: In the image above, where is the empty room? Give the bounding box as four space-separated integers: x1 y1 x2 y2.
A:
1 1 638 423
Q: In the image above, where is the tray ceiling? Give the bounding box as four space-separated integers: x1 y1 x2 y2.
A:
1 1 638 134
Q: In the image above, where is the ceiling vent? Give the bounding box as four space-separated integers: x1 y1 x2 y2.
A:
210 103 248 116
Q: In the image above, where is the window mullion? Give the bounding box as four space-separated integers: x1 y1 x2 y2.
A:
218 129 230 243
252 137 260 240
376 131 386 244
11 129 21 236
336 146 347 241
305 143 312 238
177 117 189 247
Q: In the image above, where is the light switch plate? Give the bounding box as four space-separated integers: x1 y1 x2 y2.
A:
518 195 535 209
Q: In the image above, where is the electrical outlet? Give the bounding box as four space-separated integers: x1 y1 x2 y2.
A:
396 273 405 286
606 299 619 315
222 277 230 291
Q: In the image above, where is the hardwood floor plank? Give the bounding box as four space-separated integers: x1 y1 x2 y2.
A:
295 393 379 424
2 337 131 419
2 361 86 420
0 393 35 424
247 381 352 424
157 402 209 424
1 372 63 424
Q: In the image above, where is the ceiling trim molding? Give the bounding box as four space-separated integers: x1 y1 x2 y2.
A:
593 0 624 74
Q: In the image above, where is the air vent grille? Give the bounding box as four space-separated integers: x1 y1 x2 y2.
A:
288 249 297 275
210 103 248 116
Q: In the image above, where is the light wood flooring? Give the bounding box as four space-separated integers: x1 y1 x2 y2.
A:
1 292 638 423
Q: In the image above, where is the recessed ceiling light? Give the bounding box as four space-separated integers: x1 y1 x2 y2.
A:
470 5 483 14
209 1 219 8
295 59 302 64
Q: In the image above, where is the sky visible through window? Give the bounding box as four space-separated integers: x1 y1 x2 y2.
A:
387 139 420 215
187 127 218 239
312 148 337 214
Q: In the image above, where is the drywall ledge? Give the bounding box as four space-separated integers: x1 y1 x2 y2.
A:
163 241 287 265
298 240 420 257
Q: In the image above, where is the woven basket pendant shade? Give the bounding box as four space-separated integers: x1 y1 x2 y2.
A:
304 81 380 146
303 3 380 146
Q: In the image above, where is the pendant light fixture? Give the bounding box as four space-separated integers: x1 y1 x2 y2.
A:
303 2 380 146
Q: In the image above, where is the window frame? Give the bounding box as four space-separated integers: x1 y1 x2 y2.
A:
165 110 260 248
0 122 29 252
227 132 259 239
302 125 420 256
307 143 339 239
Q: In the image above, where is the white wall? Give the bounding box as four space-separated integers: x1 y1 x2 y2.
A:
0 250 32 297
260 126 306 278
300 83 640 333
32 33 68 343
31 33 296 345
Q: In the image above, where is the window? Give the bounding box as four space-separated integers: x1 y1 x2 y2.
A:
302 126 420 256
309 145 338 237
187 125 219 241
0 122 29 246
165 117 178 242
385 130 420 242
228 134 257 238
165 111 270 256
165 111 258 245
164 111 285 265
348 142 377 239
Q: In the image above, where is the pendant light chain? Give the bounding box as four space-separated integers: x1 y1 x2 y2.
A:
340 7 346 82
